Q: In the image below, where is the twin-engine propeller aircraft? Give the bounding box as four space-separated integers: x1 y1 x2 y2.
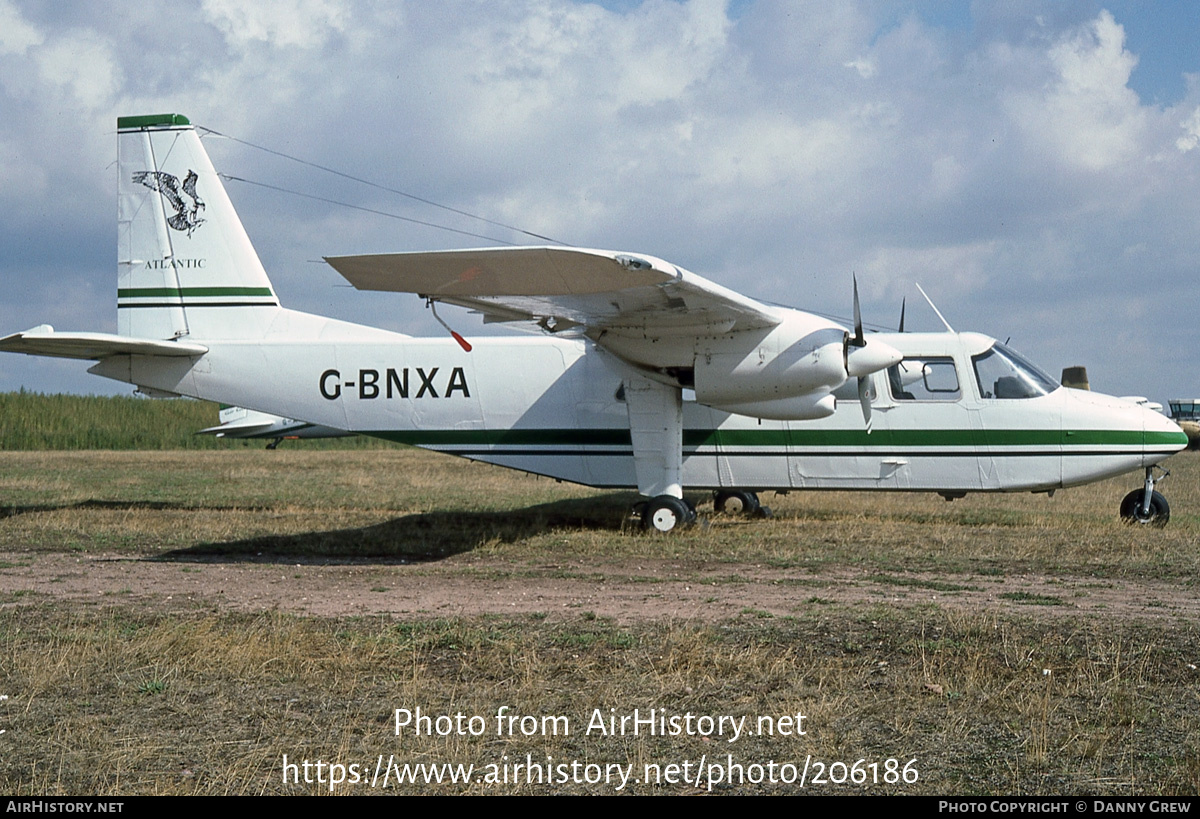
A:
0 114 1188 530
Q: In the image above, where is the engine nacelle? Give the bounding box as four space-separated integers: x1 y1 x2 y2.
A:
693 326 847 406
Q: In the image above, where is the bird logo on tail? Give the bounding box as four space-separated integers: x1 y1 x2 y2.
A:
132 170 206 236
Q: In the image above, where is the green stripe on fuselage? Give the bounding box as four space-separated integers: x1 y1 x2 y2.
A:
366 428 1186 449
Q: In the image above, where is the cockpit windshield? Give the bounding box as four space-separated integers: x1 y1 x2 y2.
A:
971 343 1059 400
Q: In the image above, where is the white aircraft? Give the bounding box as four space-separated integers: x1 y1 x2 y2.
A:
199 405 352 448
0 114 1188 529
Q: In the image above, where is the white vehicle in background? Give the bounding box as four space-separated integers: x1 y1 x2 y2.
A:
1120 396 1164 413
0 114 1187 529
1168 399 1200 451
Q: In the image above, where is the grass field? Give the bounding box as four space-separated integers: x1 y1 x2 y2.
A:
1 446 1199 795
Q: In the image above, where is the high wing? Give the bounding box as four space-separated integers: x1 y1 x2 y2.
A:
325 246 781 339
0 325 208 360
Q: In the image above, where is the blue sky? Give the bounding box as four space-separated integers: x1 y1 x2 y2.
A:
1 0 1198 407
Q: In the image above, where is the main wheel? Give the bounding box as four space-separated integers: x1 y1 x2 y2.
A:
642 495 693 533
713 490 760 516
1119 489 1170 526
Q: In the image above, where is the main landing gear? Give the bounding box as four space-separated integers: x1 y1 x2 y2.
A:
638 496 697 533
1120 466 1171 526
636 491 771 532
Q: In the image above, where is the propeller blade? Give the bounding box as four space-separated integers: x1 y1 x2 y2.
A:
851 275 865 347
858 375 873 434
898 297 906 333
843 275 894 435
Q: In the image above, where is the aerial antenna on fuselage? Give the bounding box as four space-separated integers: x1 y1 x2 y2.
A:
915 283 955 333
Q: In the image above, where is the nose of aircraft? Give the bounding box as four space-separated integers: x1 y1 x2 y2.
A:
1140 401 1189 455
1062 388 1188 461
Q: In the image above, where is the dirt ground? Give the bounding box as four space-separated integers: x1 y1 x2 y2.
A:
4 549 1197 623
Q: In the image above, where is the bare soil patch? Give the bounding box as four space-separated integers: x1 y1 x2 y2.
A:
3 550 1198 624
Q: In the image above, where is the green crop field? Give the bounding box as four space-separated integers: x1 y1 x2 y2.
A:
0 391 386 450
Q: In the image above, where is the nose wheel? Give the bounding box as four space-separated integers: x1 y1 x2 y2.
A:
1120 466 1171 526
713 490 773 519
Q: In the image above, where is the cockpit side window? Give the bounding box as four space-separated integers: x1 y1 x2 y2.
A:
971 343 1059 400
887 357 961 401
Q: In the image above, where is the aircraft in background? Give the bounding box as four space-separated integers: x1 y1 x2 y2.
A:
199 405 352 449
0 114 1187 529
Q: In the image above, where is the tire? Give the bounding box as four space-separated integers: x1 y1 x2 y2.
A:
642 495 692 533
713 490 760 516
1119 489 1170 526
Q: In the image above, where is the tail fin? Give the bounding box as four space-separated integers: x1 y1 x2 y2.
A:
117 114 280 340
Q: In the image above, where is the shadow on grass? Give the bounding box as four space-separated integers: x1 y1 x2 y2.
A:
0 499 215 519
155 494 641 564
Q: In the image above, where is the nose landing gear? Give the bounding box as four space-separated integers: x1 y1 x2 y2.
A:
713 490 772 519
1120 466 1171 526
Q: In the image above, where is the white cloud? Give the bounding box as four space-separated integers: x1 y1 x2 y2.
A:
1009 11 1146 171
34 30 121 109
0 0 42 55
844 57 875 79
433 0 730 139
1177 106 1200 152
201 0 350 49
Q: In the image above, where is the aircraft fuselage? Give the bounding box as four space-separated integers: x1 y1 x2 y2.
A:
90 317 1183 496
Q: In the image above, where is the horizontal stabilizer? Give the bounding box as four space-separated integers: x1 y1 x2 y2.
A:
0 325 208 360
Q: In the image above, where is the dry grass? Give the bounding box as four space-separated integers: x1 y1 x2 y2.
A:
1 448 1199 794
3 606 1198 794
3 449 1197 573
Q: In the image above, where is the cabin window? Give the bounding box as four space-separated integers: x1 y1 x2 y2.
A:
972 343 1058 400
887 357 960 401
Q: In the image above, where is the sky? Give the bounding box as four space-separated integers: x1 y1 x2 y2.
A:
1 0 1199 408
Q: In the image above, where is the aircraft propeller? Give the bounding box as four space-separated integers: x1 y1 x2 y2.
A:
843 276 902 432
